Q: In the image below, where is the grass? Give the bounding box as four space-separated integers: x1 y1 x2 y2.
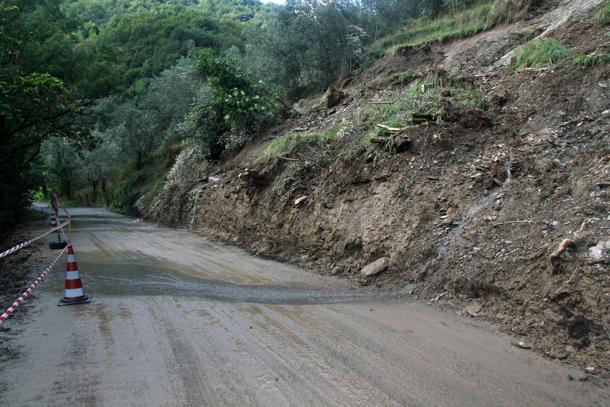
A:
257 123 343 164
515 38 568 69
351 71 488 155
574 51 610 67
391 69 418 85
510 26 543 42
373 0 529 56
358 71 487 129
597 2 610 24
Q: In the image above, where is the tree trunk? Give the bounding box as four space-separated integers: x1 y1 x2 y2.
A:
91 180 97 204
101 179 110 206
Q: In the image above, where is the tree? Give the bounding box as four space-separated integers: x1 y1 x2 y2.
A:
0 2 85 225
110 103 161 170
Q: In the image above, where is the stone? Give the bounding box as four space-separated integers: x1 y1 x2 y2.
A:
589 241 609 261
464 303 482 317
325 86 346 109
510 340 532 349
360 257 389 277
585 366 599 375
543 309 564 323
293 196 308 206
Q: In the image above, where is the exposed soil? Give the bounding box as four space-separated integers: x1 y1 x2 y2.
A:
148 2 610 375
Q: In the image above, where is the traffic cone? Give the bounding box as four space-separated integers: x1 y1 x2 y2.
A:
58 245 90 306
49 213 57 227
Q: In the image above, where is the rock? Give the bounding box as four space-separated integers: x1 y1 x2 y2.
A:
543 309 564 323
238 168 271 187
588 241 609 261
360 257 389 277
585 366 599 375
548 350 568 360
464 303 482 317
510 340 532 349
568 372 588 382
325 86 345 109
293 196 308 206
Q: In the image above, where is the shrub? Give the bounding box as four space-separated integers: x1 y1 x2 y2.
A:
372 0 531 56
510 27 543 42
391 69 418 85
184 49 278 160
488 0 528 25
573 52 610 67
515 38 568 69
257 124 342 164
597 2 610 24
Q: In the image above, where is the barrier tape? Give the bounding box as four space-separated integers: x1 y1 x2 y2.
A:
0 219 71 259
0 246 68 325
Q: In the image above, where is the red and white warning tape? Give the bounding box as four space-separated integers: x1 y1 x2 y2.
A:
0 246 68 325
0 219 71 259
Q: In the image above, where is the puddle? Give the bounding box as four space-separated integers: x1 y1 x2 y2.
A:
71 255 397 305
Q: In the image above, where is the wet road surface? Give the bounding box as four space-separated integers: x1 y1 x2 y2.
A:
1 208 608 406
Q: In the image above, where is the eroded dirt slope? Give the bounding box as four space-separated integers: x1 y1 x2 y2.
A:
149 1 610 372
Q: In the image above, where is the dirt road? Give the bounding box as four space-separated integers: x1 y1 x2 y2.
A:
0 208 607 406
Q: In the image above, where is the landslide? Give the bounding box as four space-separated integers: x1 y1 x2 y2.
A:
149 1 610 372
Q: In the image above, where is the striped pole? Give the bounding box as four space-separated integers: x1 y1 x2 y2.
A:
58 245 90 306
0 247 67 325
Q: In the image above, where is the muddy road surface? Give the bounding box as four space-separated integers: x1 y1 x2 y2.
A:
0 208 607 406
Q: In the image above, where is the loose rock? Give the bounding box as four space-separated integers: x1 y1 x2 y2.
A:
510 340 532 349
360 257 389 277
293 196 308 206
464 303 482 317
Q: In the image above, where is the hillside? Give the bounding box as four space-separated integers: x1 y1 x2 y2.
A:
148 0 610 372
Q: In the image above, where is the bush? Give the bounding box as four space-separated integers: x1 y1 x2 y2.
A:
391 69 419 85
184 49 278 160
257 124 342 164
515 38 568 69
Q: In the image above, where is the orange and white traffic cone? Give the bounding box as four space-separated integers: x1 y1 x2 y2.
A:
49 213 57 227
58 245 90 306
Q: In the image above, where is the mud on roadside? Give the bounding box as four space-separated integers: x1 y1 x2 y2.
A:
148 2 609 377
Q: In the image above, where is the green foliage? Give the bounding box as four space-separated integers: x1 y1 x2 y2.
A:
573 52 610 67
515 38 568 69
373 2 493 55
391 69 419 85
257 124 342 164
510 27 543 42
597 2 610 24
181 49 276 159
487 0 528 25
373 0 529 56
351 71 487 155
244 0 378 99
0 2 83 226
110 148 174 214
81 2 249 93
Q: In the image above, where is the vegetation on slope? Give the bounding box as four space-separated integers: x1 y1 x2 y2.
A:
2 0 535 223
515 38 568 69
372 0 529 56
